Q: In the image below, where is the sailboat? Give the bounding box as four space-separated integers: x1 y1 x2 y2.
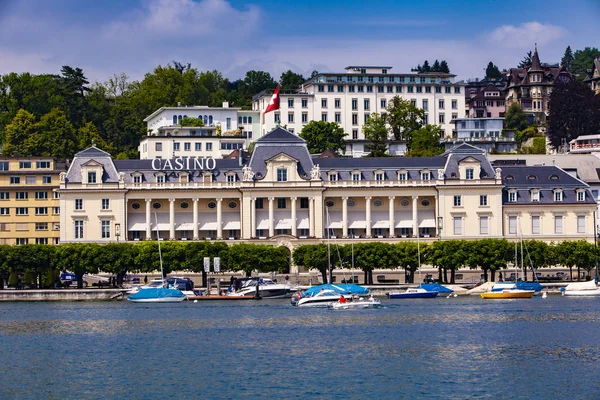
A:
481 240 534 299
127 214 186 303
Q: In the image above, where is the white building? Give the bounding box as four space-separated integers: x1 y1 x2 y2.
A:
139 104 260 159
445 118 517 153
253 66 466 157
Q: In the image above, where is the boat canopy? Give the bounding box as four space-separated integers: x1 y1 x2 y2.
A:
127 287 185 301
420 283 453 293
565 280 598 291
303 283 369 297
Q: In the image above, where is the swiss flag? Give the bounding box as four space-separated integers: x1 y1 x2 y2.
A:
264 85 280 114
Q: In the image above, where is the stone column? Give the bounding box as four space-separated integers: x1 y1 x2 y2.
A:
145 199 152 239
192 199 199 240
169 199 176 240
412 195 419 237
216 198 223 239
291 197 297 237
365 196 372 238
389 196 395 237
251 197 256 238
342 197 348 238
268 197 275 237
309 197 315 237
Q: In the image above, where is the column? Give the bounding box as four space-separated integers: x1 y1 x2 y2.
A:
365 196 372 238
309 197 315 237
389 196 395 237
145 199 152 239
216 198 223 239
169 198 176 240
290 197 297 237
251 197 256 238
192 199 199 240
342 197 348 238
268 197 274 237
412 195 419 237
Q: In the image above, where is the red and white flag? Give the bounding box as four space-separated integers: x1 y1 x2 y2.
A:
264 85 280 114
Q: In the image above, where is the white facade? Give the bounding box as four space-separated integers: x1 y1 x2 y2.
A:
253 66 466 157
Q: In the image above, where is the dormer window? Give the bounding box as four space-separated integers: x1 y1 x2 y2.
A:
465 168 474 180
156 173 166 184
398 171 407 181
421 171 430 181
530 190 540 202
87 171 97 184
577 190 585 202
227 174 235 183
508 190 517 203
328 172 338 182
554 190 563 202
352 171 361 181
132 174 142 184
375 172 385 181
277 168 287 182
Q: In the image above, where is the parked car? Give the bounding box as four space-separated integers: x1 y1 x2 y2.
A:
60 272 88 288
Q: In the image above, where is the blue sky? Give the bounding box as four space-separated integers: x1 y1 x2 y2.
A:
0 0 598 84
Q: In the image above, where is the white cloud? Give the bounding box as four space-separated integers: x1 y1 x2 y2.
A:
487 21 567 49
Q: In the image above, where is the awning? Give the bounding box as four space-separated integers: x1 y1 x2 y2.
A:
222 212 241 230
175 213 194 231
128 213 147 231
371 212 389 229
327 211 342 229
372 220 391 229
395 211 413 228
418 211 436 228
297 217 310 230
348 211 366 229
150 213 170 231
199 213 217 231
296 211 309 229
256 211 269 230
273 211 291 229
199 221 218 231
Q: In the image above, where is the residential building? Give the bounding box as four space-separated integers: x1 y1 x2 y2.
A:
466 84 506 118
253 66 466 157
59 128 595 254
504 47 571 124
583 57 600 94
140 104 260 159
0 157 65 245
445 118 517 153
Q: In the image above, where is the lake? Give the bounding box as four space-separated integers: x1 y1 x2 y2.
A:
0 295 599 399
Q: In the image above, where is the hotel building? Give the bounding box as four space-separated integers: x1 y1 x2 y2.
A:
59 128 596 250
253 66 466 157
0 157 65 245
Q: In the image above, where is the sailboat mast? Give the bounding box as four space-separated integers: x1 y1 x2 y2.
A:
326 206 332 284
154 213 164 279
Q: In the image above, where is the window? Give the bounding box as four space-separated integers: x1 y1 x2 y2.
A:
288 98 294 108
318 85 324 92
35 207 48 215
439 100 445 109
422 99 428 111
155 142 162 151
35 222 48 231
26 176 36 184
554 191 563 202
102 199 110 210
381 99 387 109
508 191 516 202
0 208 8 215
366 85 373 93
554 216 563 234
75 199 83 210
508 216 517 234
301 112 308 123
88 171 97 183
445 87 451 93
364 99 370 110
531 216 540 234
421 172 430 180
19 161 32 169
454 87 461 94
398 172 407 181
423 114 428 124
288 112 294 123
357 85 364 92
10 177 20 184
274 113 280 123
352 114 358 125
16 192 28 200
36 161 51 168
206 143 212 151
75 220 84 239
577 215 586 233
466 168 474 180
301 98 308 108
277 198 286 209
480 216 489 235
352 173 361 181
453 217 463 235
227 174 235 183
53 191 60 199
37 238 48 245
451 100 457 109
42 176 52 184
255 198 263 209
328 85 334 92
352 129 358 139
102 220 111 239
453 195 462 207
277 168 287 182
531 191 540 202
0 162 8 171
439 114 445 124
16 238 29 245
335 113 341 123
52 207 60 215
480 195 488 206
0 192 8 200
321 113 327 122
351 99 358 110
335 98 341 108
133 175 142 184
184 142 191 151
321 98 327 108
577 191 585 201
337 86 344 93
16 207 28 215
364 113 370 123
35 191 48 200
328 173 337 182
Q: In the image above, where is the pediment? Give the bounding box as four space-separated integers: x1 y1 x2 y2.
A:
81 159 103 167
457 156 480 164
267 153 299 164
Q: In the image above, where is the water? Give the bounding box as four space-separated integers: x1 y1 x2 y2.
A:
1 296 599 400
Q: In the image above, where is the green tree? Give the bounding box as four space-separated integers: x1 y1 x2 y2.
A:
485 62 502 79
554 241 577 281
406 124 444 156
432 60 441 72
180 117 204 127
427 240 469 283
547 79 600 150
59 66 90 126
439 60 450 73
465 239 511 282
560 46 574 71
299 120 347 154
279 70 304 90
2 109 37 156
384 96 424 141
362 113 388 157
77 121 109 152
27 108 79 159
504 103 529 131
571 47 600 81
53 243 100 288
396 241 425 283
518 51 533 68
352 242 398 284
421 60 431 72
293 244 330 283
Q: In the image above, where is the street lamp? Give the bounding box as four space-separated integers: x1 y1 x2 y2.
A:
115 222 121 242
437 216 443 239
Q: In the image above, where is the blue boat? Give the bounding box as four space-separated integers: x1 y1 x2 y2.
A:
127 286 186 302
388 287 439 299
420 283 453 294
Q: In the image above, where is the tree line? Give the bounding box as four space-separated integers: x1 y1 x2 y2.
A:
1 239 595 289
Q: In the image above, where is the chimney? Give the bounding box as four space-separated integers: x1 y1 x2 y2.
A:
223 101 229 108
177 102 181 107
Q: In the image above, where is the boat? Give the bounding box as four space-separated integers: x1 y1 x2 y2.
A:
480 285 535 299
127 214 186 303
420 283 453 295
227 277 297 299
291 283 370 307
388 287 439 299
329 295 381 310
561 280 600 296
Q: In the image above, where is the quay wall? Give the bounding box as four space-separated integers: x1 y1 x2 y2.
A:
0 289 127 301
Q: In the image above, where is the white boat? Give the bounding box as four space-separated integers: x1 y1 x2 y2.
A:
329 295 381 310
228 277 297 299
295 289 351 307
562 280 600 296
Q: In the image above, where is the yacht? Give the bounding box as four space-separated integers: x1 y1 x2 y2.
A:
228 277 297 299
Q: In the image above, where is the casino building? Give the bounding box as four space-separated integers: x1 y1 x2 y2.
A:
59 128 596 247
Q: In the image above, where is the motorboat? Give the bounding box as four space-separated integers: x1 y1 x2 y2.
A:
561 280 600 296
480 283 535 299
127 282 187 302
420 283 453 295
227 277 297 299
291 283 370 307
329 295 381 310
388 287 439 299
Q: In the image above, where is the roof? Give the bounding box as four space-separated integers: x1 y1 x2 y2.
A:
255 127 306 144
143 106 241 121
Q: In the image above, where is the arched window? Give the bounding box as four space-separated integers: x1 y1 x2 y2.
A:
183 115 187 119
248 116 253 123
203 115 208 124
208 115 213 125
177 115 182 124
243 116 248 124
172 116 177 125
